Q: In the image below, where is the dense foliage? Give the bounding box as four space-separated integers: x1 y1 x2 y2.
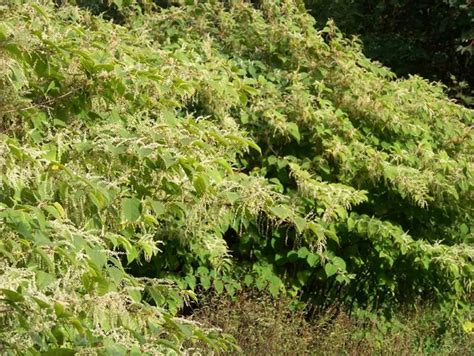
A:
305 0 474 106
0 0 472 353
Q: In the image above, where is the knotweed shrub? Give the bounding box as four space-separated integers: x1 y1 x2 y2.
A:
0 0 472 353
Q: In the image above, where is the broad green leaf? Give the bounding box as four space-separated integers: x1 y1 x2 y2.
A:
113 0 124 10
0 289 24 303
325 263 338 278
150 200 165 216
297 246 310 259
287 122 301 142
307 253 320 267
293 216 307 233
332 257 346 271
121 198 141 222
193 174 209 195
269 205 291 220
244 274 254 286
214 279 224 294
36 271 55 290
127 288 142 303
87 247 107 269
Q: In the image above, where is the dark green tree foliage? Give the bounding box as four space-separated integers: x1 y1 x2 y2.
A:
0 0 472 353
305 0 474 105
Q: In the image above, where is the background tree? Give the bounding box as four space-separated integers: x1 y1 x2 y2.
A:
305 0 474 106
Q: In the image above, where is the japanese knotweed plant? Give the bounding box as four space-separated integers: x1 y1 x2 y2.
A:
0 0 472 353
137 0 472 319
0 1 277 353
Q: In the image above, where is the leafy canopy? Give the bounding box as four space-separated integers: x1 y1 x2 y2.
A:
0 0 472 353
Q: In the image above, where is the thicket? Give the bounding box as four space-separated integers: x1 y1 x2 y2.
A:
0 0 472 354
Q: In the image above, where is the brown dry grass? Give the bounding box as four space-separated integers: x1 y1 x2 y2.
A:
187 290 473 355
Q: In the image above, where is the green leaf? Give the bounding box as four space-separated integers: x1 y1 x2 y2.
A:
31 296 50 309
247 140 261 154
347 217 355 232
87 247 107 268
0 289 24 303
201 275 211 290
308 222 325 240
269 205 291 220
176 322 193 338
44 205 62 220
239 92 248 106
193 174 209 195
307 253 320 267
121 198 141 222
128 288 142 303
326 230 340 244
293 216 307 233
197 266 209 276
332 257 346 271
185 275 196 290
36 271 55 290
244 274 254 286
156 339 180 353
297 246 310 259
89 191 105 210
214 279 224 294
225 191 240 204
268 276 282 297
287 122 301 142
150 200 165 216
324 263 338 277
113 0 124 10
54 302 70 318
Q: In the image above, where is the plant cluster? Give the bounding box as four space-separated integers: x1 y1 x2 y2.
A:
0 0 472 353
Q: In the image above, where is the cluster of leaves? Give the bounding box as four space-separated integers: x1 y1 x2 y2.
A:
0 2 248 353
137 0 473 316
0 0 472 353
304 0 474 106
